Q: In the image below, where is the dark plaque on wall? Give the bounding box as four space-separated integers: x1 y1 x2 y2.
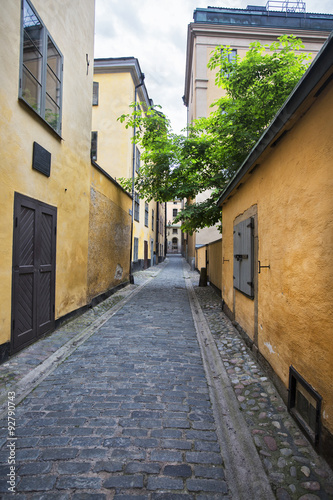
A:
32 142 51 177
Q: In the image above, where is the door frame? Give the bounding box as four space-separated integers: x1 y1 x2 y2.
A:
11 192 57 353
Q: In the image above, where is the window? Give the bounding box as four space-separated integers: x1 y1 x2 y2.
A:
288 366 322 447
222 49 237 79
173 228 178 234
145 202 149 227
233 217 254 298
134 193 140 222
91 131 98 161
93 82 99 105
152 209 154 231
20 0 63 135
133 237 139 262
173 209 178 218
135 148 140 173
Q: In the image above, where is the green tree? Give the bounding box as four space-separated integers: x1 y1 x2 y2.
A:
118 35 311 234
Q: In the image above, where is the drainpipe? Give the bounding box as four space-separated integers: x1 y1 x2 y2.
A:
129 73 145 284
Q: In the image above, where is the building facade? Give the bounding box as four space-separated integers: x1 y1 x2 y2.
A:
183 3 333 264
0 0 95 359
166 200 184 254
92 58 165 273
218 34 333 465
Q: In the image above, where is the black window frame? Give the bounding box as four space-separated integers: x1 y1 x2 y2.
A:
135 148 140 173
93 81 99 106
91 131 98 161
19 0 63 136
173 208 178 218
133 237 139 262
288 366 322 447
134 193 140 222
144 202 149 227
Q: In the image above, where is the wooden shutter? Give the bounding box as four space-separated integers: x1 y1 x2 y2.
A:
233 217 254 298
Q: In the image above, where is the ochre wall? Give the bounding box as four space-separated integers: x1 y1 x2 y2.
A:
0 0 95 345
221 79 333 435
92 72 133 180
88 166 132 301
133 199 157 263
208 239 222 292
196 246 206 272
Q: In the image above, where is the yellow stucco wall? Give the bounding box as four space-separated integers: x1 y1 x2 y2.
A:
92 72 133 180
133 199 157 262
208 239 222 292
88 166 132 301
196 246 206 272
0 0 95 345
221 79 333 434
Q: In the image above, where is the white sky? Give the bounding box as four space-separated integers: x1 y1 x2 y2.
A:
94 0 333 134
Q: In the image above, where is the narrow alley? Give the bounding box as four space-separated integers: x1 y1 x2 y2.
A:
0 256 332 499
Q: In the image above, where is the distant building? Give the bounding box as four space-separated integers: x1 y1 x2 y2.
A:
92 58 165 272
183 2 333 265
166 200 184 254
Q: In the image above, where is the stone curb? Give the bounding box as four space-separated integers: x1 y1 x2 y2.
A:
184 264 275 500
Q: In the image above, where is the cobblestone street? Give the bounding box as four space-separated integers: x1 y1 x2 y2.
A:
0 256 332 499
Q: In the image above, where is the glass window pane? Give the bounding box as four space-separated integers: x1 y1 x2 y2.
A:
45 93 60 131
47 37 61 105
22 65 41 112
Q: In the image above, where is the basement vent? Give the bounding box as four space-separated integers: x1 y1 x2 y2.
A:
288 366 322 447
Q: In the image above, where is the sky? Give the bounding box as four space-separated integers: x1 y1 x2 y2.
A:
94 0 333 134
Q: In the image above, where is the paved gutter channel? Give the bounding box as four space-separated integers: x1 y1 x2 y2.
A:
185 263 333 500
184 265 274 500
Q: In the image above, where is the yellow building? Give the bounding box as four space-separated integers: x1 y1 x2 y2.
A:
0 0 95 358
183 3 333 265
218 33 333 465
92 58 165 273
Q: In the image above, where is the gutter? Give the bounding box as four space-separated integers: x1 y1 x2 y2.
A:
217 30 333 206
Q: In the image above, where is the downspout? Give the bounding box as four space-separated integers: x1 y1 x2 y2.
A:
129 73 145 284
165 202 167 258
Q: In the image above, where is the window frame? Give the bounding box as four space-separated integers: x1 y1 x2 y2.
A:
134 193 140 222
144 202 149 227
135 148 141 173
93 81 99 106
133 237 139 262
19 0 63 136
91 131 98 162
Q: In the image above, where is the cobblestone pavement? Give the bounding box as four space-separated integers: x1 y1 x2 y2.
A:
0 257 228 499
0 256 332 499
186 269 333 500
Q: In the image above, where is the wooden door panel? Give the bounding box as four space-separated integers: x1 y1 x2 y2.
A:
12 193 56 352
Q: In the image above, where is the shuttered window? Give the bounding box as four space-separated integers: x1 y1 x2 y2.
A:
233 217 254 298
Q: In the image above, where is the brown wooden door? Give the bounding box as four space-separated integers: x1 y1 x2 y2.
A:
144 240 148 269
12 193 57 352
